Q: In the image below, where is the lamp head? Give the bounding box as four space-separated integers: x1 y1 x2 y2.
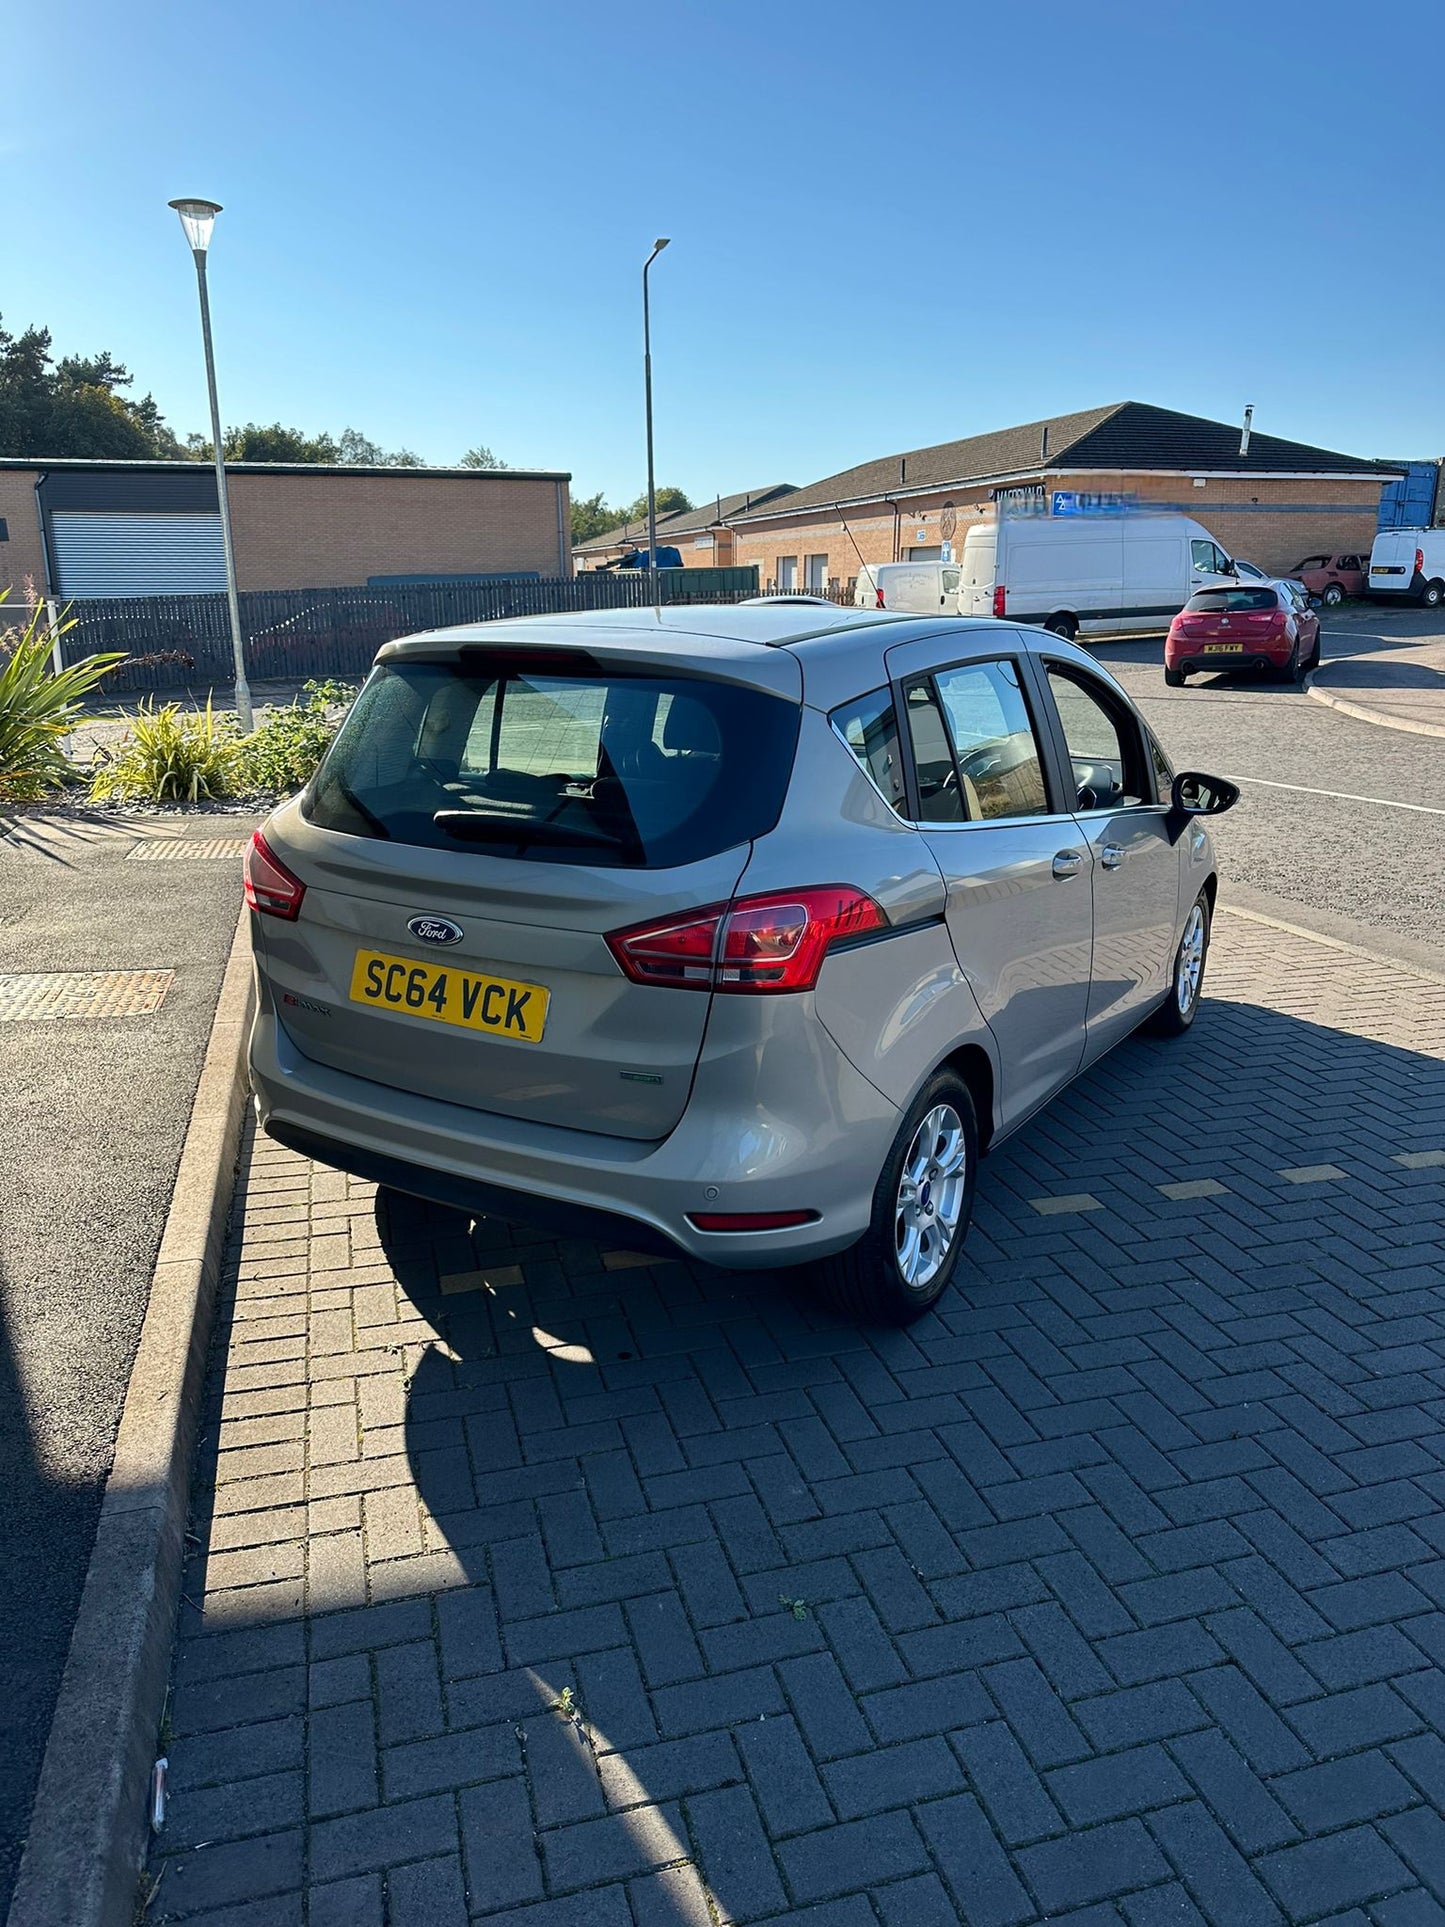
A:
654 237 670 251
169 198 223 253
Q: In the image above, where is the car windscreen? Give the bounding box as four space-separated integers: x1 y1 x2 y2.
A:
304 658 800 867
1185 588 1278 613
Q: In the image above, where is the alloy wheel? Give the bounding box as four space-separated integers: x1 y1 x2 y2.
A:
895 1104 966 1289
1176 902 1206 1015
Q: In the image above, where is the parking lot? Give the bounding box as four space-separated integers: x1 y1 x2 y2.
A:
149 904 1445 1925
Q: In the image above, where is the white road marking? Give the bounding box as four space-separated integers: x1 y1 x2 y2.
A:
1235 774 1445 816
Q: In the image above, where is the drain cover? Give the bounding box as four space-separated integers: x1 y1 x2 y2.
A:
127 839 249 861
0 969 175 1021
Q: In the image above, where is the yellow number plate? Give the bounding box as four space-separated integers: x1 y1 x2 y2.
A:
1202 642 1244 653
349 949 549 1043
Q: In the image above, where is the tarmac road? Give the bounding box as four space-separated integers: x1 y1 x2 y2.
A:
1093 610 1445 967
0 810 256 1915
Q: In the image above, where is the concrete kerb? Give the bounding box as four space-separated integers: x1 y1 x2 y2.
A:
1305 668 1445 740
6 907 256 1927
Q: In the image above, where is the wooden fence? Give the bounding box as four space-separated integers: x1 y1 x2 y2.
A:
61 567 761 693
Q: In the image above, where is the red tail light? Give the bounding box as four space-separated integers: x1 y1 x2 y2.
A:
1418 548 1426 576
875 586 885 608
244 830 306 920
992 585 1007 617
607 886 887 994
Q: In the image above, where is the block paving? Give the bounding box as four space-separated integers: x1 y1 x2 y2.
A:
149 910 1445 1924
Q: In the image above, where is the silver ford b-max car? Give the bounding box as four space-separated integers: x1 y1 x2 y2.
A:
245 604 1237 1323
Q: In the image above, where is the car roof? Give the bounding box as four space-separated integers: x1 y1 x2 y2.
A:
384 601 908 655
376 604 1114 712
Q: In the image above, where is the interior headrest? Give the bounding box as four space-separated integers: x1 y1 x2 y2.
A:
662 696 721 755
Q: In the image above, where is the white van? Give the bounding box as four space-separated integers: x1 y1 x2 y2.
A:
852 559 961 613
1367 528 1445 606
958 512 1239 639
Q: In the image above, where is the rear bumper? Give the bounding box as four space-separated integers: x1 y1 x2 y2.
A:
248 996 898 1268
1169 651 1289 675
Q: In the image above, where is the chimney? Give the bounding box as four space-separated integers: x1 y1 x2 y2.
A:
899 457 906 486
1239 404 1254 458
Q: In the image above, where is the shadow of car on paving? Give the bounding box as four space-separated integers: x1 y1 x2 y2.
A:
149 939 1445 1922
0 1277 98 1920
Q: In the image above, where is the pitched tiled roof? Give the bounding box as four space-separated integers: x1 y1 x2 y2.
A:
1060 403 1399 478
729 403 1398 523
574 484 797 552
730 407 1125 521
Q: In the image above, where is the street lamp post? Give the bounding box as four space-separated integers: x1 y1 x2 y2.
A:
642 238 670 612
168 197 253 731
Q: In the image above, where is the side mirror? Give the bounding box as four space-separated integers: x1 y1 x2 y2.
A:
1171 771 1240 817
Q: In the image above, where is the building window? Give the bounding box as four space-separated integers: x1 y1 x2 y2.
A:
804 553 828 591
777 556 798 592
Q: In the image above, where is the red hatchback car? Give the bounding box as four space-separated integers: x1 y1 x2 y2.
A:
1165 584 1321 686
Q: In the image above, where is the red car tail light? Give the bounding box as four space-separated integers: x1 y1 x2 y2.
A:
993 585 1007 618
244 830 306 920
607 886 887 994
875 586 886 608
1418 548 1426 577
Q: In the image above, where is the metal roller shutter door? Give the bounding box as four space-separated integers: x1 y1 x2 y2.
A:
50 511 227 597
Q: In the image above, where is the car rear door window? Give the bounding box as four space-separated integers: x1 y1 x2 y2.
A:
306 658 800 867
903 659 1050 823
1045 665 1147 810
831 687 906 814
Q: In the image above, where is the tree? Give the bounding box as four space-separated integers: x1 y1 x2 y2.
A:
570 490 617 544
337 426 423 467
622 485 693 524
460 445 508 469
0 316 179 459
187 422 425 465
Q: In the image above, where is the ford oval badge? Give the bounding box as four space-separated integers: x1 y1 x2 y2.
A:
408 915 464 946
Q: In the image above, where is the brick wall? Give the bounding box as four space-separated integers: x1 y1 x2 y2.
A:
732 486 995 590
0 470 46 605
226 471 570 591
729 474 1386 587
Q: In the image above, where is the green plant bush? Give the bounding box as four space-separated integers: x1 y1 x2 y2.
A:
0 591 124 801
236 679 355 795
89 697 241 803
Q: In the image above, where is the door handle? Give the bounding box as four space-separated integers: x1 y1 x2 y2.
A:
1101 843 1126 869
1052 850 1083 879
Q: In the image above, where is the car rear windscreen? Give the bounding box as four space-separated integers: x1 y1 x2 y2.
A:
305 658 801 867
1185 588 1278 613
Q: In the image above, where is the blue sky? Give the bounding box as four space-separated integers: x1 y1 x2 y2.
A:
6 0 1441 503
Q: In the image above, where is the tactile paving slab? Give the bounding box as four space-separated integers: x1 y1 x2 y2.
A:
0 968 175 1021
126 838 250 861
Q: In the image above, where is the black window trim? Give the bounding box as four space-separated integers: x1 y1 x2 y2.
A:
1032 654 1166 814
893 651 1064 829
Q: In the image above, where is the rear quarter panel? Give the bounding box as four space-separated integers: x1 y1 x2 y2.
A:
740 705 998 1120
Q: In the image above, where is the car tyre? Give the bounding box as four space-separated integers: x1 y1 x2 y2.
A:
1044 613 1079 641
811 1071 978 1326
1424 580 1445 609
1164 667 1186 687
1301 629 1322 672
1149 890 1211 1037
1322 582 1344 608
